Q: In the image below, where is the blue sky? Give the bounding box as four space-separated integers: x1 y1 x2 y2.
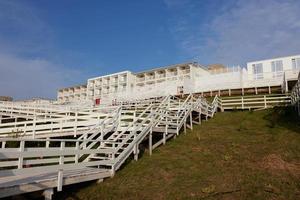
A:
0 0 300 99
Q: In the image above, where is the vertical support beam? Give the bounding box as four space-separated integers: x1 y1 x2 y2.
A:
268 86 271 94
74 112 78 137
43 188 54 200
18 140 25 169
33 115 36 139
149 129 152 156
229 89 231 96
198 111 201 124
189 112 193 130
241 97 244 109
1 141 6 149
84 134 87 149
264 95 267 108
57 141 65 192
111 142 115 176
134 143 139 161
285 80 288 92
46 138 50 148
164 115 168 144
111 165 115 177
14 117 17 128
75 141 79 163
242 88 245 96
255 87 258 95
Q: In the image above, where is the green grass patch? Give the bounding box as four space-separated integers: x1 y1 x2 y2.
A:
55 107 300 200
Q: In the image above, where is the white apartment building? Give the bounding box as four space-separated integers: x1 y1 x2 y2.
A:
57 84 87 103
87 71 135 105
57 54 300 105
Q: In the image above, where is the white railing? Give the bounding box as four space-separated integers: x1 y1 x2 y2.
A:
0 137 116 192
0 93 257 199
291 72 300 116
221 94 291 110
0 108 114 138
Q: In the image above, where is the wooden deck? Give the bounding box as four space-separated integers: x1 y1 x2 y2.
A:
0 167 111 199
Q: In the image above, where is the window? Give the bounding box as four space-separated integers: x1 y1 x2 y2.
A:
271 60 283 72
292 58 300 70
271 60 283 77
252 63 263 79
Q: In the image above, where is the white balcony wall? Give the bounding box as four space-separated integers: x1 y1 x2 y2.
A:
191 69 245 93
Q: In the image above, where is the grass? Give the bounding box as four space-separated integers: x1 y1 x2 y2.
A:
52 107 300 200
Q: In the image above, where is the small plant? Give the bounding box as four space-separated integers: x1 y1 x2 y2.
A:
224 153 232 161
201 185 216 194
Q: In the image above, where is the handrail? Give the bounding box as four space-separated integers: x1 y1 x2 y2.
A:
290 72 300 116
0 94 221 196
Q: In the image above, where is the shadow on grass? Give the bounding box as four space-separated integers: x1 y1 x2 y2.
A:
263 106 300 133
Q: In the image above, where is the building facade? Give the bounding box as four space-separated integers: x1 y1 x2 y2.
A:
57 54 300 105
57 84 87 103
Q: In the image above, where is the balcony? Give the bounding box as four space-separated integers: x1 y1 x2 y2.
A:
181 69 190 74
110 81 118 86
157 74 166 79
136 77 145 83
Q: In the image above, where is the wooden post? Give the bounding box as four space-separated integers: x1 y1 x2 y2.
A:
43 188 54 200
57 141 65 192
1 141 6 149
46 138 50 148
75 141 79 163
149 129 152 156
189 112 193 130
268 86 271 94
264 95 267 108
111 165 115 177
241 97 244 109
74 112 78 137
134 143 139 161
18 140 25 169
33 116 36 139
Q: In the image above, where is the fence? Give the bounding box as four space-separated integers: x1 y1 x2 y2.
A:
221 94 291 110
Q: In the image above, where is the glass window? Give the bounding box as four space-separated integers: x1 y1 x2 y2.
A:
271 60 283 78
271 60 283 72
292 58 300 70
252 63 263 79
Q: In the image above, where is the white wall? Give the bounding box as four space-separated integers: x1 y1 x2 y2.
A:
188 68 245 93
247 54 300 80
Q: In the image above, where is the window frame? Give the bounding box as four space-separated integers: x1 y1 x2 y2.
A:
292 58 300 70
252 63 264 79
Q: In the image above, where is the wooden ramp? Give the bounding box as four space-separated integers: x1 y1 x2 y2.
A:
0 94 220 199
0 168 111 199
